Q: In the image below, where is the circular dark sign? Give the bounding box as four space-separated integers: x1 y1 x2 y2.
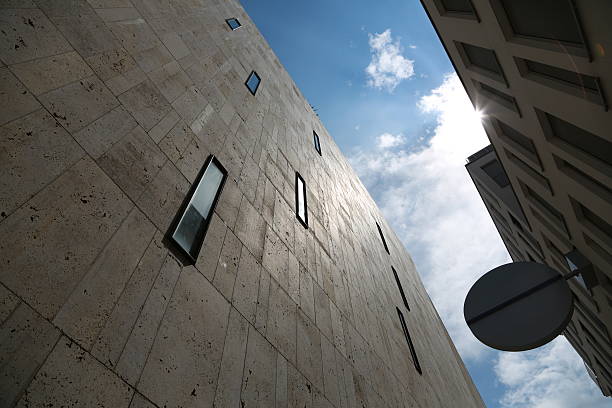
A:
464 262 574 352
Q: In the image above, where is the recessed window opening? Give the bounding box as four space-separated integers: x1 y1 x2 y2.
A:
397 307 422 375
440 0 475 13
313 131 322 155
392 267 410 311
295 172 308 228
460 43 504 79
478 82 520 114
245 71 261 95
523 184 568 235
170 156 227 263
376 222 390 254
225 18 241 30
481 159 510 188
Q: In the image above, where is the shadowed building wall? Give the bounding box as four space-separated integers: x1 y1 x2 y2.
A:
0 0 483 407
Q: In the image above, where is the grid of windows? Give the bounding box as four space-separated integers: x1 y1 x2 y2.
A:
397 307 422 375
376 222 390 254
313 130 322 155
295 172 308 228
245 71 261 95
170 156 227 263
225 18 241 30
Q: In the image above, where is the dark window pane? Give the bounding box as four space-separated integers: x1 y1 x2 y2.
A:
462 43 503 75
525 60 599 91
500 0 583 45
171 157 226 261
481 159 510 188
581 204 612 240
392 267 410 311
313 131 321 155
397 307 422 375
441 0 474 13
245 71 261 95
525 184 566 228
480 83 516 107
226 18 241 30
497 120 536 154
546 113 612 165
377 222 390 254
296 172 308 227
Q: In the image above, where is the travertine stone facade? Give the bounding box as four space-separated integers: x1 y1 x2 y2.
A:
418 0 612 397
0 1 483 407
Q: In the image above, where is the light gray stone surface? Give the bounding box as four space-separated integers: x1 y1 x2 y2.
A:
0 0 484 407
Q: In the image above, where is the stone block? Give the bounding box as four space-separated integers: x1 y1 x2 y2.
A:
73 106 138 158
330 301 346 357
212 228 242 300
51 13 120 58
255 269 271 334
320 335 341 407
241 325 277 407
148 60 192 103
299 265 316 322
97 126 166 201
287 362 313 408
276 353 289 407
263 225 288 284
0 284 19 324
11 51 92 95
171 86 208 125
214 176 242 231
53 207 155 349
136 160 189 232
213 307 248 408
0 8 71 65
174 136 211 183
0 303 61 407
85 47 138 81
39 75 118 133
217 133 247 178
194 213 227 281
116 255 181 386
273 190 295 250
1 109 84 216
91 230 167 368
313 282 333 341
95 6 141 22
148 109 180 144
267 278 297 365
0 157 132 319
138 266 230 408
0 67 40 126
15 337 133 408
160 32 190 60
118 79 172 131
232 246 261 325
159 119 195 163
296 309 323 391
283 251 300 304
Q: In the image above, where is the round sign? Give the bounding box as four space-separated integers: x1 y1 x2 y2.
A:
464 262 574 352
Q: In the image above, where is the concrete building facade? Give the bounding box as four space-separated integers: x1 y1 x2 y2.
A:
0 1 483 407
418 0 612 397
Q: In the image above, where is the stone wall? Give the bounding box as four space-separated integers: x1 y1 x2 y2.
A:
0 0 483 407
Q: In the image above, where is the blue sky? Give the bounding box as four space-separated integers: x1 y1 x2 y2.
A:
241 1 610 407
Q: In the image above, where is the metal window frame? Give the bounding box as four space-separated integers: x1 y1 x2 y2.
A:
397 307 422 375
168 155 228 264
245 71 261 95
295 171 308 229
225 18 242 30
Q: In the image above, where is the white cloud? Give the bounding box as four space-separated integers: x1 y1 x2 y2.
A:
409 44 417 49
377 133 405 149
350 71 610 407
365 29 415 92
495 337 609 408
355 125 360 131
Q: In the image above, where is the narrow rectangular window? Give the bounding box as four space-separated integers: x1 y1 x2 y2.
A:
295 172 308 228
245 71 261 95
376 222 390 254
397 307 422 375
392 267 410 311
477 82 520 115
459 42 505 81
313 131 322 155
225 18 241 30
481 159 510 188
170 156 227 263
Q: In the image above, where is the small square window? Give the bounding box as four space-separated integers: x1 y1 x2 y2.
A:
226 18 241 30
295 172 308 228
313 131 322 155
245 71 261 95
170 156 227 263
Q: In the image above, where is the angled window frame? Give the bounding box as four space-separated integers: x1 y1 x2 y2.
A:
313 130 322 155
295 171 308 228
225 18 242 30
397 307 422 375
475 80 521 116
431 0 480 21
392 266 410 311
514 57 607 110
376 222 390 254
488 0 591 60
169 155 228 264
456 41 507 85
245 71 261 95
